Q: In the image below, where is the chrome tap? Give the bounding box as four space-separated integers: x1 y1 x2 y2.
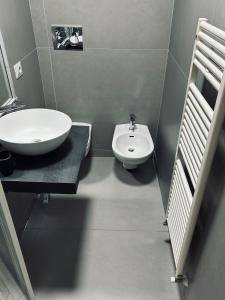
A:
129 113 136 131
0 98 26 117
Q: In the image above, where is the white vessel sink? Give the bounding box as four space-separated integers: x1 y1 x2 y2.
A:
0 109 72 156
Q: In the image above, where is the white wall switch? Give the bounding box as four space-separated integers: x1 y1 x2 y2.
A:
13 61 23 79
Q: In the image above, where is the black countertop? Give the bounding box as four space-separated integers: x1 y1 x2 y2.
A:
0 126 89 194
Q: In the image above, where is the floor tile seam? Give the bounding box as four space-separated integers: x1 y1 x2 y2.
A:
55 198 164 204
24 227 169 233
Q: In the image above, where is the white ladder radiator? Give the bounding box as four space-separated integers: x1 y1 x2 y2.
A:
166 18 225 281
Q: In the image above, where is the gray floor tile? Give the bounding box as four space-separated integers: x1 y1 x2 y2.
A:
22 229 178 300
79 157 159 191
22 157 179 299
6 192 36 239
79 158 161 212
26 158 165 231
27 196 165 232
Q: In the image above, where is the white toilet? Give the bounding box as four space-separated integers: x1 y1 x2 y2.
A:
112 123 154 170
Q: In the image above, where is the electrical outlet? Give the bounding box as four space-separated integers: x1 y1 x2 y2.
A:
14 61 23 79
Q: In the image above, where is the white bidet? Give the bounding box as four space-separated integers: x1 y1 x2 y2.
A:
112 124 154 169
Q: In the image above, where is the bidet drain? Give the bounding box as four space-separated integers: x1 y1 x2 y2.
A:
128 147 135 152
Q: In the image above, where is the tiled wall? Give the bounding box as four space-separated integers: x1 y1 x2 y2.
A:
29 0 174 154
156 0 225 299
0 0 45 108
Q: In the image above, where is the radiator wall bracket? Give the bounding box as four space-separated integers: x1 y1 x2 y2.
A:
171 275 189 287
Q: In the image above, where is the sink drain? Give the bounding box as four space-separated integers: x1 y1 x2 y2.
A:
32 139 42 143
128 147 135 152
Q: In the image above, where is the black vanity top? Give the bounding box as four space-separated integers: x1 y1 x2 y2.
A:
0 126 89 194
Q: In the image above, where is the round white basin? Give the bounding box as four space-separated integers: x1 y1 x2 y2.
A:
112 124 154 169
115 133 153 163
0 109 72 156
115 133 153 158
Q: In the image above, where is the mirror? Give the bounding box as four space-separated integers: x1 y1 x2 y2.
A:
0 31 15 106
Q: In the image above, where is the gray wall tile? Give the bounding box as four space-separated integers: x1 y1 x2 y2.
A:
0 0 45 108
156 54 187 207
169 0 216 75
51 49 167 149
0 0 36 66
44 0 174 50
12 50 45 108
29 0 49 47
213 0 225 31
29 0 174 151
37 48 56 109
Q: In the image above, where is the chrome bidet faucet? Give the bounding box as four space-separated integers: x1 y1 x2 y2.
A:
129 113 136 131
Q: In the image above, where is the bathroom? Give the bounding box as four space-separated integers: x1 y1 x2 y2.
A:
0 0 225 299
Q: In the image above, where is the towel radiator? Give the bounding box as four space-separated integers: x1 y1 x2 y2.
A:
165 18 225 282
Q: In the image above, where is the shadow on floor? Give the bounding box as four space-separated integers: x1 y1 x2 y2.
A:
78 156 93 180
21 196 90 291
21 156 156 292
79 156 115 184
79 155 156 186
6 192 37 240
113 157 156 186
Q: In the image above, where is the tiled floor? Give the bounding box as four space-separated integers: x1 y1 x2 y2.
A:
21 157 180 300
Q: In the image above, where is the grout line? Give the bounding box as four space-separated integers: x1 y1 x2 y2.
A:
28 0 39 53
23 227 169 233
211 0 220 27
84 47 168 51
154 0 186 184
17 47 47 109
21 48 35 62
28 0 47 107
11 48 36 67
167 0 176 51
155 0 177 144
36 48 47 108
154 49 169 152
36 46 50 49
37 46 168 52
169 51 188 80
48 49 58 109
42 0 58 110
155 171 166 213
